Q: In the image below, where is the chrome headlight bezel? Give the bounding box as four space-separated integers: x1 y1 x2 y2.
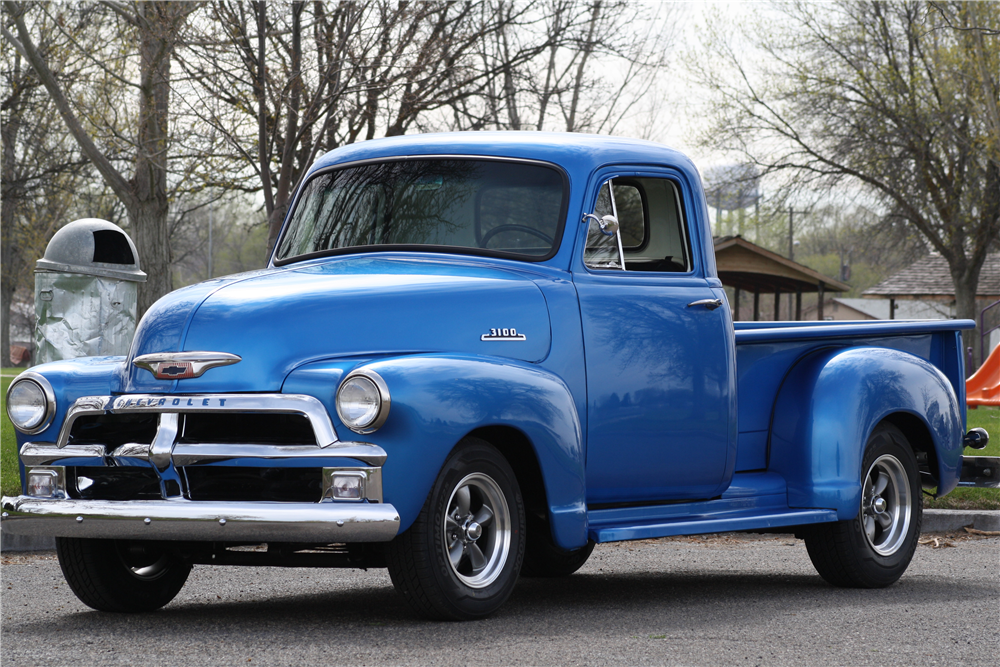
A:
336 369 390 435
6 371 56 435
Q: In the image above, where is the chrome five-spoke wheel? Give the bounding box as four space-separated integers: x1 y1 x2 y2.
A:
803 421 922 588
861 454 912 556
444 473 511 588
386 438 525 620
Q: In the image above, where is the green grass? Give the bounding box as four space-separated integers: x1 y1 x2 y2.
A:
1 366 998 508
924 406 1000 510
2 368 24 497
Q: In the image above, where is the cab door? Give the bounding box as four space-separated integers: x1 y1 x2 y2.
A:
574 170 736 505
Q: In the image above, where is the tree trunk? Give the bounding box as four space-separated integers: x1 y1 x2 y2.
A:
0 191 18 368
952 261 984 372
1 52 24 367
5 1 188 318
566 1 601 133
266 1 304 257
132 1 177 316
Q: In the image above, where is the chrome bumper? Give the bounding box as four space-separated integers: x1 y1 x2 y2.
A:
0 496 400 543
958 456 1000 488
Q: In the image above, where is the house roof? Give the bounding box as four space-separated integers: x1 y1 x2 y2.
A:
713 235 850 293
863 253 1000 300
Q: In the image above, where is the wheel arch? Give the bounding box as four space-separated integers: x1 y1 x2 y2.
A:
881 411 938 492
355 354 588 550
769 346 963 519
467 425 546 522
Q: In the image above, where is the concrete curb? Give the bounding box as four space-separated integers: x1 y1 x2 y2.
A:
921 508 1000 533
3 509 997 554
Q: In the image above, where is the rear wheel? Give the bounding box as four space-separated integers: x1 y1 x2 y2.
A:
387 438 525 620
804 422 922 588
56 538 191 612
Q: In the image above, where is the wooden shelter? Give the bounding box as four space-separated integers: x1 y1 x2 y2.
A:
713 236 850 321
863 253 1000 318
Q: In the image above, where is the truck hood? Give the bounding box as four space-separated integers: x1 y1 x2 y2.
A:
123 255 552 393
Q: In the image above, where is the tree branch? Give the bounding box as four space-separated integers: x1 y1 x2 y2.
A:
2 1 135 208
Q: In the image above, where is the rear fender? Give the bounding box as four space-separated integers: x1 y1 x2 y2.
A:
769 346 963 518
344 354 587 549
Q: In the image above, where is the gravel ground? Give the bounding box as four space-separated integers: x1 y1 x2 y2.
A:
2 532 998 666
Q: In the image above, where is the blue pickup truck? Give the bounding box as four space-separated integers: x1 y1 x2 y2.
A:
3 133 994 620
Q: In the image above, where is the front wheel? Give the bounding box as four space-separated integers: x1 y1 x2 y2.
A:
56 538 191 612
804 422 922 588
387 438 525 620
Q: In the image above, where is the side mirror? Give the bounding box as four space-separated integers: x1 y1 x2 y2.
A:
599 215 619 236
582 213 619 236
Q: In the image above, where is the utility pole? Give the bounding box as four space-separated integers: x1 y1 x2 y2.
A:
787 206 809 320
788 206 795 261
208 203 213 279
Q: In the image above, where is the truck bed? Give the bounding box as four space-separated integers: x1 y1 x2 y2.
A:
733 319 970 471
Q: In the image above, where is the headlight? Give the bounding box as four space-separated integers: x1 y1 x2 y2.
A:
6 372 56 434
336 370 390 434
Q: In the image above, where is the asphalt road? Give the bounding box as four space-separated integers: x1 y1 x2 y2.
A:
2 532 997 666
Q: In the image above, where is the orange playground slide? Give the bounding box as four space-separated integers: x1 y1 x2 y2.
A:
967 343 1000 408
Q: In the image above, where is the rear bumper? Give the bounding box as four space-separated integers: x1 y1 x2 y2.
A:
0 496 400 543
958 456 1000 489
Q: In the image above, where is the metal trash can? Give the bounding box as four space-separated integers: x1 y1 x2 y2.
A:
34 218 147 366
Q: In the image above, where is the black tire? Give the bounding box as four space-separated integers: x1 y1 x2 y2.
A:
521 513 594 577
804 422 922 588
386 438 525 620
56 538 191 612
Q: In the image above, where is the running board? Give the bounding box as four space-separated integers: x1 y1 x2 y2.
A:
587 508 838 543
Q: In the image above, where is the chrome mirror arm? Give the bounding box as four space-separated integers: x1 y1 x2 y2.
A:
581 213 618 236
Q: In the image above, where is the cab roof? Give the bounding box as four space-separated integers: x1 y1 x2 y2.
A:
309 132 700 183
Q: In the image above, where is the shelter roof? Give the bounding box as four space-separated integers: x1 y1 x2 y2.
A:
713 235 849 293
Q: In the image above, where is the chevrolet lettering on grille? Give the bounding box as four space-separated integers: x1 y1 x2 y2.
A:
113 396 229 409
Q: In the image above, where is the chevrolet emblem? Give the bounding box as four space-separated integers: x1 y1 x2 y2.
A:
133 352 241 380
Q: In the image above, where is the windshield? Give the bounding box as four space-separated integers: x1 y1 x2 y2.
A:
274 159 566 263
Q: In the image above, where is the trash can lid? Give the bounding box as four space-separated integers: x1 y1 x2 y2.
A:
35 218 147 282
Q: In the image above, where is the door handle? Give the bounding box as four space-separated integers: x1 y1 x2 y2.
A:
687 298 723 311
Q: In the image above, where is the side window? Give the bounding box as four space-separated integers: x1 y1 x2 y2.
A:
614 184 646 249
584 177 692 273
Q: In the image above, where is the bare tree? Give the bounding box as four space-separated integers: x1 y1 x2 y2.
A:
3 1 197 315
178 1 674 256
692 1 1000 363
454 0 677 134
1 9 109 364
179 1 544 253
4 0 681 309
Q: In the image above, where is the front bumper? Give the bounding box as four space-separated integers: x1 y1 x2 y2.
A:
4 392 401 543
1 496 400 542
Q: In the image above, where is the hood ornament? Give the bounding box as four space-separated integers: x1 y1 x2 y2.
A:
133 352 242 380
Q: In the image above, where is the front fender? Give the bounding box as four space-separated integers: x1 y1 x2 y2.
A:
300 354 587 549
9 357 126 448
769 346 963 519
7 357 126 494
